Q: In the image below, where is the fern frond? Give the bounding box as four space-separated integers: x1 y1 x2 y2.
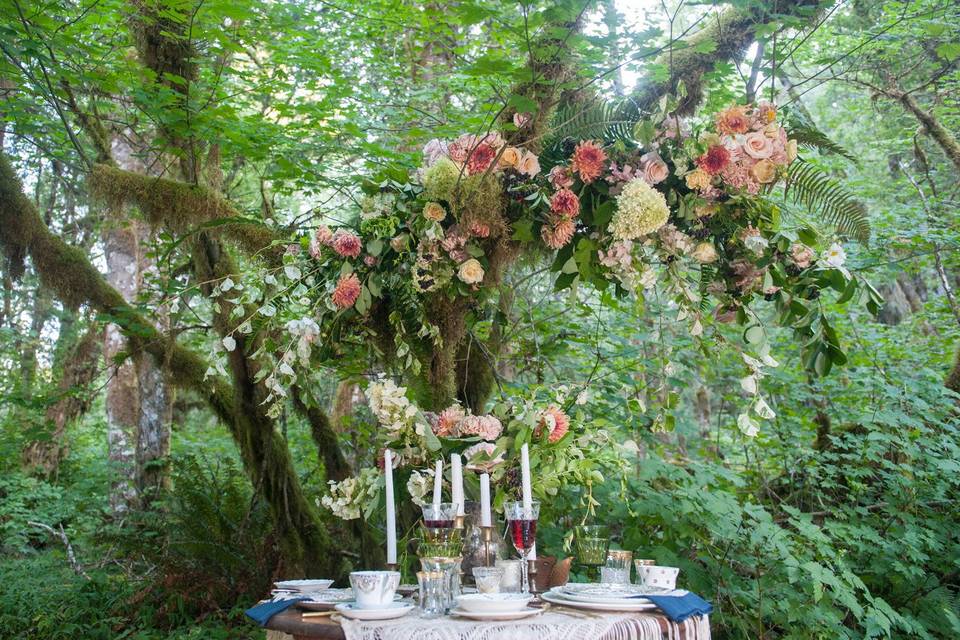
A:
784 160 870 245
783 114 857 163
540 99 639 165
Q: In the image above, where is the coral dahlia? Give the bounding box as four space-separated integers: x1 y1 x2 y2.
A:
331 229 362 258
536 405 570 443
331 273 361 309
550 188 581 218
695 145 731 175
570 140 607 184
466 142 498 175
541 215 575 249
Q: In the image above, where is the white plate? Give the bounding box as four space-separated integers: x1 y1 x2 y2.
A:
455 593 533 613
556 584 670 605
335 602 415 620
274 579 334 592
450 606 544 621
541 590 657 612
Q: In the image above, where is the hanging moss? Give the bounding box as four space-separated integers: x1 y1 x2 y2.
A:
450 172 508 235
422 158 461 201
89 164 284 265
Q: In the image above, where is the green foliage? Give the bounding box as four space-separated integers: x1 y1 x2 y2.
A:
783 116 858 164
784 160 871 245
111 455 281 622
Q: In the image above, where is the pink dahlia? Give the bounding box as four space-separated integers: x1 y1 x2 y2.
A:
331 273 361 309
696 145 731 175
466 142 498 175
550 188 581 218
541 215 575 249
433 404 465 437
548 165 575 189
570 140 607 184
456 415 503 441
332 229 362 258
536 405 570 443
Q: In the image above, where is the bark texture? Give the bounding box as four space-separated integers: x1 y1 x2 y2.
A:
630 0 820 115
22 326 102 477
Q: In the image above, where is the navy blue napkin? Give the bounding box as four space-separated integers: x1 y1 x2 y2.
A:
644 592 713 623
245 596 309 626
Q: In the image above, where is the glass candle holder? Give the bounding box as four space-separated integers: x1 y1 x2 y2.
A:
496 559 522 593
601 550 633 586
472 566 503 594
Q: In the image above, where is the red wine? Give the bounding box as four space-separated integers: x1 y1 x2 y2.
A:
424 519 454 528
508 519 537 551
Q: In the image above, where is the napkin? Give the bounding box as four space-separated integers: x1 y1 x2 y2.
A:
643 591 713 623
244 596 309 626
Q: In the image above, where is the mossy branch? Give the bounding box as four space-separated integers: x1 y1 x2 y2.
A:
630 0 820 115
89 164 284 265
0 152 237 422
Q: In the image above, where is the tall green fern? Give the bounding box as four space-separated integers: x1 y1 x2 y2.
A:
783 114 858 163
784 159 871 245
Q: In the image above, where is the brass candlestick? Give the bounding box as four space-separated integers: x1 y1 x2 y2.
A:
453 514 465 529
527 559 540 594
386 562 398 572
480 526 495 567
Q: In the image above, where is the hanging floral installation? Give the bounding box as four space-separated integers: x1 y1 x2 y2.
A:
207 98 879 518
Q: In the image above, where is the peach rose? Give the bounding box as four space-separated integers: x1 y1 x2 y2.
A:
499 146 522 169
743 132 774 159
716 105 750 135
685 168 712 190
786 139 798 163
457 258 485 285
423 202 447 222
517 151 541 177
750 159 777 184
640 151 669 185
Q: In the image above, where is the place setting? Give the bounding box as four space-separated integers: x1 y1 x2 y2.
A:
248 442 712 638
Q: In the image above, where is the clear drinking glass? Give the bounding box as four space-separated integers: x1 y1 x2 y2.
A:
422 502 458 529
601 549 633 587
472 566 503 594
503 500 540 595
417 570 446 618
495 559 522 593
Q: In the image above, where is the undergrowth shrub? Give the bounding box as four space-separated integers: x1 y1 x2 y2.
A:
115 454 281 626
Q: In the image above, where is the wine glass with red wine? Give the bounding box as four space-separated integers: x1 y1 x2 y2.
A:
504 500 540 594
421 502 458 543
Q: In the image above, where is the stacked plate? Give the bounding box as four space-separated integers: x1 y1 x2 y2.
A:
541 583 665 612
451 593 542 621
273 579 334 592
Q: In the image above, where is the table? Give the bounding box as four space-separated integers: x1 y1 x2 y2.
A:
264 607 711 640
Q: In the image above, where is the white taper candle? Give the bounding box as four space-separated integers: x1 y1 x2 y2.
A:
451 453 464 516
479 473 492 527
432 458 443 511
384 449 396 565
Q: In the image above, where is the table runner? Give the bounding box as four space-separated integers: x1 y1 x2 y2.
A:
337 609 710 640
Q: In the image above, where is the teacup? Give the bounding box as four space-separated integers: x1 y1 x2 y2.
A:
349 570 400 608
636 565 679 590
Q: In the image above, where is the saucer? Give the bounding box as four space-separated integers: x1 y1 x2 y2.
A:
274 579 334 592
334 602 415 620
449 606 543 621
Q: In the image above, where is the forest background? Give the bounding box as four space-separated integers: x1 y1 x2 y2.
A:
0 0 959 638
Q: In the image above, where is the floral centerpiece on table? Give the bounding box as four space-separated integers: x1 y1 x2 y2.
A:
321 380 621 522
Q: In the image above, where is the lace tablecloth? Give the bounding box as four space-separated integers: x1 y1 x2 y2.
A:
337 609 711 640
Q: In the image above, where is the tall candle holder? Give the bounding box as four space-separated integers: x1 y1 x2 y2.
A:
527 559 540 594
480 526 495 567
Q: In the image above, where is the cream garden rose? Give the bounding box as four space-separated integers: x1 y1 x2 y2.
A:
691 242 719 263
457 258 485 284
743 131 774 159
517 151 541 177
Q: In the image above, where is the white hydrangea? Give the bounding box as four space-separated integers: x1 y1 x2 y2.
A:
320 468 380 520
609 178 670 241
406 467 435 507
366 380 418 432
